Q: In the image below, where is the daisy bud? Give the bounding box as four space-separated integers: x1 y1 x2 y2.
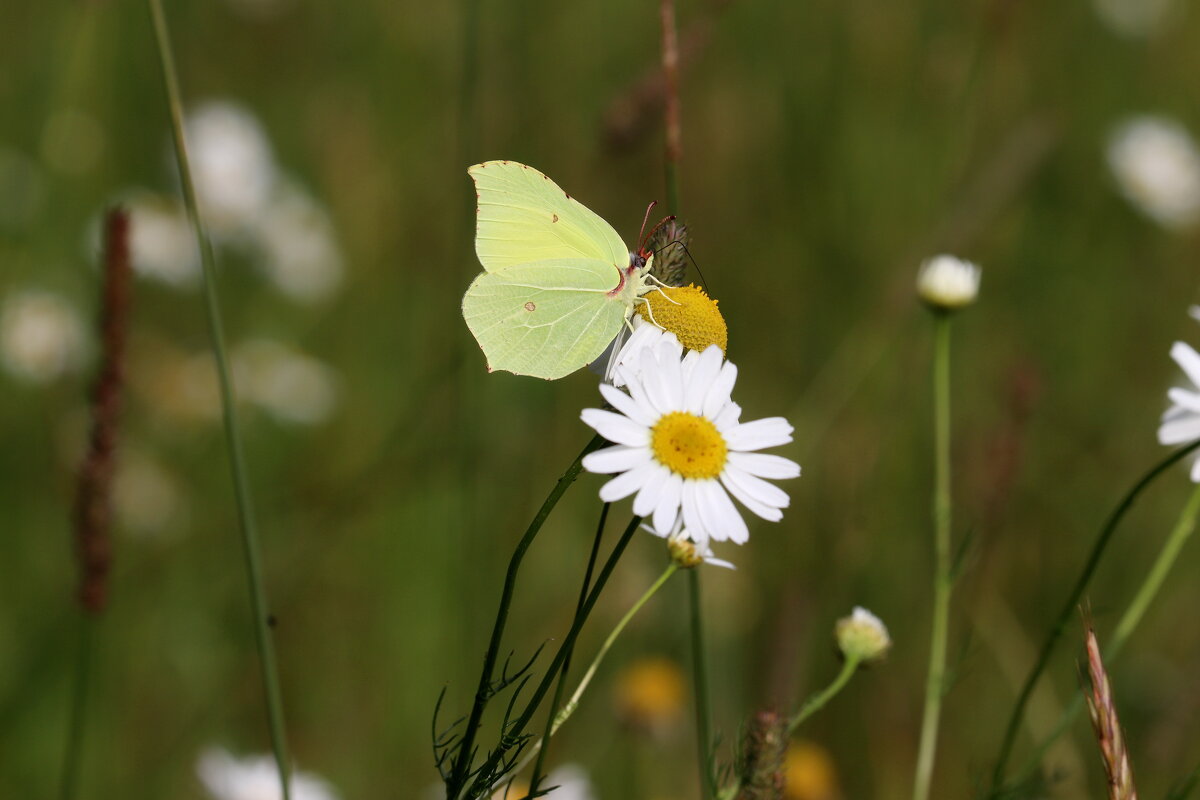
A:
667 536 706 568
835 607 891 664
916 254 981 312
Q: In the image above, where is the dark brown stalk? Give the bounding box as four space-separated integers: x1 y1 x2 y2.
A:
735 710 787 800
73 208 132 615
1084 627 1138 800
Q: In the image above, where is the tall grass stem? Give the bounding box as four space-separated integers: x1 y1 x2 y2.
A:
913 314 953 800
146 2 291 796
688 569 716 799
989 440 1200 792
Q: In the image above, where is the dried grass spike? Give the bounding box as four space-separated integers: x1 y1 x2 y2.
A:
736 709 787 800
1084 627 1138 800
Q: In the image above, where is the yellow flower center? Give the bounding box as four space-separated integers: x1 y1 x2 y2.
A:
650 411 727 479
637 284 728 354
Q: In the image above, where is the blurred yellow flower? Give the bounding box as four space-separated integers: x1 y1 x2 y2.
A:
614 656 686 734
784 741 841 800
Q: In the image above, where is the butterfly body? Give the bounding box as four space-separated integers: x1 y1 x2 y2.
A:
462 161 654 380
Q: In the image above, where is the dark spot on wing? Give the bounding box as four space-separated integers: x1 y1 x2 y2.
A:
552 214 558 223
524 302 536 312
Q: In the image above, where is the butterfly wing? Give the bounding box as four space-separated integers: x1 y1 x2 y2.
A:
462 258 628 380
470 161 629 272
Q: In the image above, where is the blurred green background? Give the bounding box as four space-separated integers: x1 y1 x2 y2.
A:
3 0 1200 798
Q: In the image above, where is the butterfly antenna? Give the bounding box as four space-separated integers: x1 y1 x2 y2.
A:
654 238 710 292
636 201 659 250
639 214 678 256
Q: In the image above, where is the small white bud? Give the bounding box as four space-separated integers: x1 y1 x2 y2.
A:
916 254 981 311
835 606 891 664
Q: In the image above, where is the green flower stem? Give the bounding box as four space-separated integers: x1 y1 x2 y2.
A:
146 2 291 796
688 569 716 800
555 563 678 736
989 441 1200 793
786 654 862 737
463 515 642 799
528 503 611 790
59 617 94 800
505 561 679 788
913 314 953 800
1003 480 1200 792
447 434 604 797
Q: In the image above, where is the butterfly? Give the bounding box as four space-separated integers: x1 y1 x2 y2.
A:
461 160 661 380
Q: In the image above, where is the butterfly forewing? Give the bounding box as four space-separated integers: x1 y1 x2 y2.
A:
470 161 629 272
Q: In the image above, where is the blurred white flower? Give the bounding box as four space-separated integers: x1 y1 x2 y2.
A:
114 449 187 538
184 101 277 235
1158 320 1200 483
86 193 200 288
916 255 981 311
233 339 339 425
196 747 339 800
1093 0 1177 37
1 290 86 384
252 181 344 303
1107 116 1200 229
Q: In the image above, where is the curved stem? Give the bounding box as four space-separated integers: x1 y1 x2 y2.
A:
913 315 953 800
988 440 1200 794
787 654 861 737
146 2 291 795
528 503 611 790
464 515 642 799
1003 481 1200 791
507 562 680 789
448 434 604 796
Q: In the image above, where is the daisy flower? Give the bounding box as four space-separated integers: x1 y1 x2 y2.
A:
581 328 800 545
1158 326 1200 482
1107 115 1200 229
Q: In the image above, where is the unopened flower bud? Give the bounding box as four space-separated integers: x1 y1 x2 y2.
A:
835 606 891 664
667 536 706 568
916 254 981 311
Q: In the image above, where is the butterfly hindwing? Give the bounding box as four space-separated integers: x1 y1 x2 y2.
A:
461 258 627 380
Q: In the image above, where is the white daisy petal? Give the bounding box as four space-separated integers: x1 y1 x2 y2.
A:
653 473 683 535
599 382 657 427
725 417 794 451
600 462 658 502
1172 342 1200 389
720 475 783 521
681 480 709 543
699 480 748 544
581 408 650 447
728 451 802 480
1167 387 1200 414
1191 458 1200 483
702 361 738 419
639 348 673 414
723 463 791 510
582 445 652 474
658 344 684 410
1158 416 1200 445
684 346 723 414
633 465 671 518
713 401 742 433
